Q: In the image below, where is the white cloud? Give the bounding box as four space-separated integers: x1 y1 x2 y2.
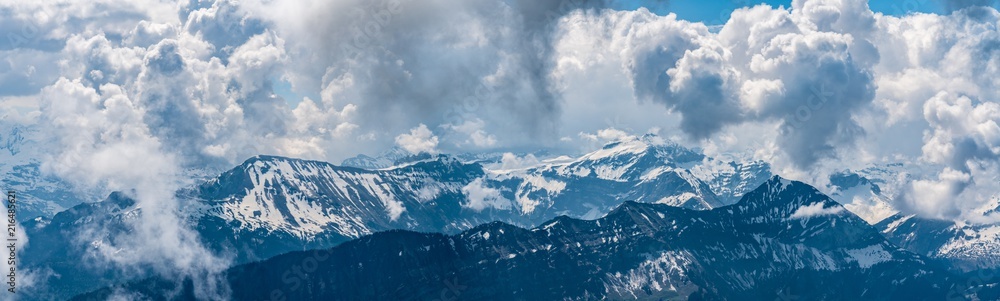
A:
394 124 439 154
597 128 632 141
560 3 877 169
443 118 497 148
416 180 442 202
2 0 1000 228
461 178 511 212
38 78 230 299
579 128 634 145
901 168 973 219
790 202 846 219
498 153 541 170
384 199 406 222
921 92 1000 169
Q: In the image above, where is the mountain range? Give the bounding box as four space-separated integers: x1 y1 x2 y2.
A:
10 134 1000 299
21 134 767 299
0 125 97 221
74 177 997 300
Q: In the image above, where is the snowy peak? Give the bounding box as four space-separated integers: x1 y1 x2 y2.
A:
730 176 887 249
877 213 1000 271
28 191 137 231
735 176 821 209
340 147 414 169
200 155 356 199
539 135 709 204
387 153 484 174
689 158 772 205
0 125 26 157
198 155 409 239
193 149 723 248
825 170 898 224
571 134 703 173
0 124 99 221
733 176 850 221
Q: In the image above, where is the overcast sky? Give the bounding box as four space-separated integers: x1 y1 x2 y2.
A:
2 0 1000 221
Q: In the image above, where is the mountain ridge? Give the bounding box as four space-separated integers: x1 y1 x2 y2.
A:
73 176 979 300
21 137 1000 299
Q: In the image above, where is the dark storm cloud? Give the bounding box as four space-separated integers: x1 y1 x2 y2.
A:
295 0 669 143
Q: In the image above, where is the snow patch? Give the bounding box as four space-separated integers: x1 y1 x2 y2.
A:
845 245 893 268
604 251 695 299
655 192 698 207
882 215 914 234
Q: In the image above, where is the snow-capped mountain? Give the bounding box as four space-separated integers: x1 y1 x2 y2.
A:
824 168 900 224
28 134 1000 299
878 213 1000 271
341 146 557 169
75 177 983 300
20 191 140 300
0 125 98 221
339 146 414 169
192 134 731 248
189 136 727 246
21 136 732 298
822 165 1000 271
689 157 772 205
197 155 486 237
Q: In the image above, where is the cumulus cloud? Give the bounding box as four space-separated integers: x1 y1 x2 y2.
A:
0 1 301 297
498 152 541 170
38 78 229 298
899 168 973 219
557 1 877 168
442 118 497 148
394 124 439 154
579 127 632 143
0 0 900 172
2 0 1000 244
237 0 671 152
889 91 1000 219
921 92 1000 171
554 1 997 221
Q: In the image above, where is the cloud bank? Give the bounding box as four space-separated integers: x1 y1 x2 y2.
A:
1 1 1000 273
